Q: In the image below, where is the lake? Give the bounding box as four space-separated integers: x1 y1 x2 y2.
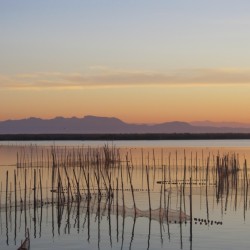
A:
0 140 250 250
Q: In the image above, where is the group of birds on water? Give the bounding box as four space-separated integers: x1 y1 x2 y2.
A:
194 217 223 226
168 218 223 225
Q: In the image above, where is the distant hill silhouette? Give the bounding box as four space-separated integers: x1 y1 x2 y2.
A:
1 115 250 134
190 121 250 128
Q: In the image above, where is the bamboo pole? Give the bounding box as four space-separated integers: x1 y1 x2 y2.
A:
127 157 136 216
116 177 119 242
14 170 17 210
39 169 43 205
189 177 193 243
146 165 151 219
6 171 8 211
34 169 37 210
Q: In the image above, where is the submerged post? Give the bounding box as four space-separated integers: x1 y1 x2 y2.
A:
190 177 193 242
6 171 8 210
146 165 151 219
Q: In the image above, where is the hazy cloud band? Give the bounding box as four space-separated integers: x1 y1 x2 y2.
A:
1 68 250 90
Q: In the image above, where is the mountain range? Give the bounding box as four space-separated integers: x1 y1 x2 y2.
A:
1 115 250 134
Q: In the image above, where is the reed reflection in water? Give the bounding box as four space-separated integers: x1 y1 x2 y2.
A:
0 145 249 250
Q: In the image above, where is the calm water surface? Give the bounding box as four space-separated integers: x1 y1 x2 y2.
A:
0 140 250 250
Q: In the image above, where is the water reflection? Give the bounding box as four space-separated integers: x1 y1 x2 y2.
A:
0 144 249 249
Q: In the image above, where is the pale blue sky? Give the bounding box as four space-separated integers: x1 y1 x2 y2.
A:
1 0 250 74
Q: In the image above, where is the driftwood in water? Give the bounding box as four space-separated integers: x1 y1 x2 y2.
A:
17 229 30 250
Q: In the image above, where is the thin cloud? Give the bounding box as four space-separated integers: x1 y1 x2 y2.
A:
1 68 250 90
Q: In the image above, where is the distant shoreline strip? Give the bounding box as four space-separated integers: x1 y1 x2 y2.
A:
1 133 250 141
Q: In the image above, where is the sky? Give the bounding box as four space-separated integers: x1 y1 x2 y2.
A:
1 0 250 123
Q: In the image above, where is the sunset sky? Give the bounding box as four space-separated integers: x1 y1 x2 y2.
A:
1 0 250 123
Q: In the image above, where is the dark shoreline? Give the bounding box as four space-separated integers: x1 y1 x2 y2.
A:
1 133 250 141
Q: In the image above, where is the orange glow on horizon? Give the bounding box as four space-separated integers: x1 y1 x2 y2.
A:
1 84 250 124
